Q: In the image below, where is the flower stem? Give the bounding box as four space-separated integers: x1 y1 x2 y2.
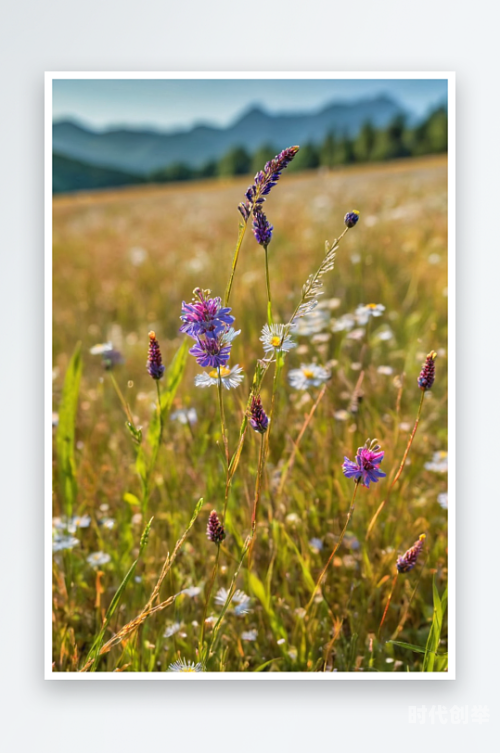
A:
247 432 267 566
224 221 247 307
378 572 398 635
366 389 425 539
306 480 360 613
199 545 220 652
264 243 273 326
217 367 230 468
108 372 133 424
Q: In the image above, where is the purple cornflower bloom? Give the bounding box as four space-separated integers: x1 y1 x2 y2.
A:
180 288 234 340
147 331 165 380
238 145 299 220
396 534 426 573
249 395 269 434
342 439 386 487
344 210 360 228
189 337 232 369
207 510 226 544
252 208 273 246
418 351 437 391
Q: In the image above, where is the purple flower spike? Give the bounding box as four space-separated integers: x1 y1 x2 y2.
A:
239 145 299 218
249 395 269 434
252 208 273 246
344 210 360 228
418 351 437 391
207 510 226 544
396 534 426 573
189 338 232 369
147 331 165 380
342 438 386 488
180 288 235 340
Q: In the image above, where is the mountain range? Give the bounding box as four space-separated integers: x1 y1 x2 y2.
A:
53 95 407 176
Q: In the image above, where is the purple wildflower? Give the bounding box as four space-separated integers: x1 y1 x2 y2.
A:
147 332 165 380
342 438 386 488
418 351 437 391
344 210 360 228
207 510 226 544
249 395 269 434
188 327 239 369
180 288 234 340
238 146 299 219
252 208 273 246
396 534 426 573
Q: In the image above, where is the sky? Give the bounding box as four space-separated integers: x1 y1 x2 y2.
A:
52 78 448 132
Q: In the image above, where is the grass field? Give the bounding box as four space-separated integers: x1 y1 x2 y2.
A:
52 154 448 673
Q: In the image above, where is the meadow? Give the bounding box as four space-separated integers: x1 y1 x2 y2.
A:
52 154 448 673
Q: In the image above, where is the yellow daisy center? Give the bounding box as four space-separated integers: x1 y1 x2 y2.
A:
209 367 231 379
367 303 378 309
302 368 315 378
271 336 282 348
180 667 196 672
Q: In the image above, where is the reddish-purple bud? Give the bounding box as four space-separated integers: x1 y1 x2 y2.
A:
396 534 426 573
249 395 269 434
147 331 165 380
207 510 225 544
418 351 437 391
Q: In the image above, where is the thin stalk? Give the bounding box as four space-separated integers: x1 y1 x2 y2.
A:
217 367 230 468
224 221 248 306
247 432 267 565
199 545 221 651
264 243 273 326
366 389 425 539
306 480 360 613
108 372 133 424
379 572 398 635
155 379 163 442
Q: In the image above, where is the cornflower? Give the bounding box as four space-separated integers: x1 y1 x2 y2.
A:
188 327 239 369
180 287 234 339
342 439 386 488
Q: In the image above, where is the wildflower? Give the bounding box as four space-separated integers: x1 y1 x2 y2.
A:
396 534 426 573
207 510 226 544
170 407 198 425
188 327 239 369
86 551 111 568
180 586 202 598
53 515 91 534
179 288 234 340
194 364 244 390
101 349 124 370
52 534 79 552
260 323 296 354
342 438 386 487
332 313 356 332
99 517 115 530
424 451 448 473
241 630 258 641
288 363 330 390
249 395 269 434
252 208 273 246
309 538 324 552
418 350 437 391
377 365 394 375
90 342 113 355
168 658 204 673
146 331 165 380
438 492 448 510
293 309 330 337
344 210 360 228
238 146 299 219
163 622 181 638
355 303 385 325
215 588 253 616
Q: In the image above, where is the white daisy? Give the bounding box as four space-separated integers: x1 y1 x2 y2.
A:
52 534 79 553
241 630 258 642
168 658 204 673
194 364 244 390
89 342 113 355
163 622 182 638
99 517 115 530
437 492 448 510
424 451 448 473
377 365 394 375
288 363 330 390
260 323 296 354
180 586 202 598
355 303 385 325
293 310 330 337
170 408 198 426
86 551 111 568
331 313 356 332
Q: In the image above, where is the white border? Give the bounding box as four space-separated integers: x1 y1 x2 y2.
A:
45 71 455 680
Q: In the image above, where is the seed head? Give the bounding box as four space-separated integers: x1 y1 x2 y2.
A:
147 331 165 380
396 534 426 574
344 210 360 228
418 351 437 391
207 510 226 544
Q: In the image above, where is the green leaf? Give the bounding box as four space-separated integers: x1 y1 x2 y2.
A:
423 576 448 672
388 640 427 654
123 493 141 507
55 342 82 518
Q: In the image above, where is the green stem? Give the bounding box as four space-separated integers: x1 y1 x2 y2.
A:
200 545 220 652
306 480 360 613
109 372 133 424
264 243 273 326
247 432 267 566
224 221 247 307
217 367 230 468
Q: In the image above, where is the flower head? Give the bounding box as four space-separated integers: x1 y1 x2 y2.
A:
207 510 226 544
168 658 204 673
238 146 299 219
344 210 360 228
189 327 240 369
249 394 269 434
86 551 111 568
252 208 273 246
355 303 385 325
418 350 437 391
180 288 235 340
396 534 426 573
342 438 386 488
260 323 296 355
52 534 80 553
288 363 331 390
147 331 165 380
194 364 244 390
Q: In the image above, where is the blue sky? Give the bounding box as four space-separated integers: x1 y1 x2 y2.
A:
52 78 448 132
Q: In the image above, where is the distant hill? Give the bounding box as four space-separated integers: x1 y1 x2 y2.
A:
53 153 145 194
53 95 406 175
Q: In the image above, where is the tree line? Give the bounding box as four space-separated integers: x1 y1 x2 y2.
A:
151 107 447 184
